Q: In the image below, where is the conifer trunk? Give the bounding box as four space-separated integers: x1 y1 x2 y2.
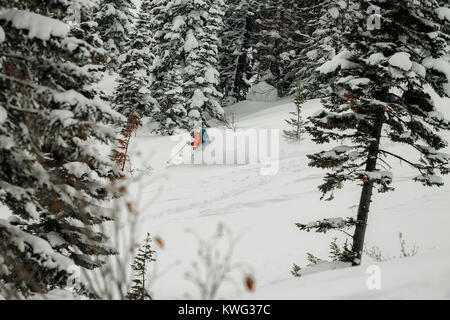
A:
233 14 253 100
141 260 146 300
352 109 385 265
234 49 248 100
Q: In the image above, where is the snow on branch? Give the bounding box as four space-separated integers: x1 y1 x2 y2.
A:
316 50 357 74
0 9 70 41
0 219 73 271
296 217 358 233
423 55 450 96
0 26 4 43
437 7 450 23
414 174 444 187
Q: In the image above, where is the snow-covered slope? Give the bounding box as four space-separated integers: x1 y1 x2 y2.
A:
124 93 450 300
244 249 450 300
1 93 448 299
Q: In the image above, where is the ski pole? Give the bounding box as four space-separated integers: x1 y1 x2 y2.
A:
166 143 188 164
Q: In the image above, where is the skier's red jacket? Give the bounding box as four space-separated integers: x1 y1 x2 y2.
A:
191 132 201 147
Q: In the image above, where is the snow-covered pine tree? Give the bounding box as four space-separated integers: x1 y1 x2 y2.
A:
283 84 306 142
67 1 103 50
0 0 124 296
298 0 450 266
66 1 114 107
254 0 302 97
219 0 257 105
150 0 226 134
126 233 155 300
295 0 352 99
438 0 450 45
113 0 156 119
95 0 136 65
155 66 189 134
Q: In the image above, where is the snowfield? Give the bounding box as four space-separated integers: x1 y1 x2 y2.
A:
244 249 450 300
1 0 449 303
1 95 449 300
121 93 450 300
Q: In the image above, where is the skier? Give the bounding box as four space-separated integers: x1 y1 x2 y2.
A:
187 128 210 150
201 128 210 145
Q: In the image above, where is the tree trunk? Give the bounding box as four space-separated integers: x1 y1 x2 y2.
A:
352 109 385 265
234 10 255 101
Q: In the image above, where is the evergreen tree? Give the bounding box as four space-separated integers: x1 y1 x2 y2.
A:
95 0 136 63
113 0 156 118
296 0 352 99
437 1 450 45
254 0 303 96
67 1 104 51
283 84 306 141
298 0 450 265
0 0 123 296
127 233 155 300
219 0 257 105
68 1 111 103
111 109 139 172
150 0 226 134
155 66 189 134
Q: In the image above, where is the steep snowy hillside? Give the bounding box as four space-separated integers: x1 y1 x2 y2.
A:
122 93 450 300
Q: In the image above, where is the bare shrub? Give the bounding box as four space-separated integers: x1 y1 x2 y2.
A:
184 223 254 299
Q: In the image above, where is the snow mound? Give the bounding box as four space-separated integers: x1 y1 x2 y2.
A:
246 81 278 102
